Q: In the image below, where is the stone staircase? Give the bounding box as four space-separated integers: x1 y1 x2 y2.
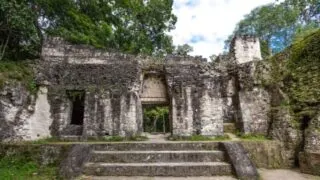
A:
83 142 234 177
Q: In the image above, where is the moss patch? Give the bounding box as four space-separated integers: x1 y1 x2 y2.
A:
263 29 320 126
241 141 291 168
0 144 72 179
11 136 149 144
167 134 230 141
0 60 36 93
238 134 271 141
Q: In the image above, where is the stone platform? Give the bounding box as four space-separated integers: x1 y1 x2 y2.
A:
82 142 234 177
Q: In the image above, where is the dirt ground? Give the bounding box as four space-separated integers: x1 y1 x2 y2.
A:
81 169 320 180
259 169 320 180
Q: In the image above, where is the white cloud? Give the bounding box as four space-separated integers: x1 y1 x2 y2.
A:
169 0 276 59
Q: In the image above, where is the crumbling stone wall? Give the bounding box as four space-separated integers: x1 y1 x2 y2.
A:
236 62 270 134
165 57 224 136
217 36 270 135
40 38 143 138
1 36 270 140
0 84 53 141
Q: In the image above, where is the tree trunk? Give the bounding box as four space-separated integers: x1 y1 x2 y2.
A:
153 118 158 132
0 32 10 61
32 3 43 53
163 114 165 133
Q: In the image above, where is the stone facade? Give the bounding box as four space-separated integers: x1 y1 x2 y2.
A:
1 36 269 141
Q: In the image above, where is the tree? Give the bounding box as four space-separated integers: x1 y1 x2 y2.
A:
0 0 177 60
0 0 40 60
281 0 320 23
174 44 193 56
143 106 169 133
226 0 319 55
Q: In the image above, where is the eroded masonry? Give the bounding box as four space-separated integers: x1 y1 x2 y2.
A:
1 36 270 140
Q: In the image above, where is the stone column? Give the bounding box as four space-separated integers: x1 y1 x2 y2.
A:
171 86 194 136
198 79 224 136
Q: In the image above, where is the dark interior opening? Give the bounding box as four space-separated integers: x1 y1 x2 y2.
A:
295 115 312 166
143 104 170 133
67 90 85 125
300 116 311 131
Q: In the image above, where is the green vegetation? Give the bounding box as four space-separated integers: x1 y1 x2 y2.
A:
225 0 319 56
13 135 149 144
0 157 56 180
168 134 230 141
143 106 170 133
0 61 36 92
266 30 320 124
0 146 62 179
0 0 177 61
101 135 148 142
237 133 271 141
174 44 193 56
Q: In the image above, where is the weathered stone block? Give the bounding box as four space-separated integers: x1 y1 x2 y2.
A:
299 152 320 176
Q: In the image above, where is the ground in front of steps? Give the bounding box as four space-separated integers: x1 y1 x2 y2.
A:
80 169 320 180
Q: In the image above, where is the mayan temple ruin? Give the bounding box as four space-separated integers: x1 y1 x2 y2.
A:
0 36 267 140
0 35 319 179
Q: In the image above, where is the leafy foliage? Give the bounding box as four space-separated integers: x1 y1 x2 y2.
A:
0 0 177 61
0 0 41 61
174 44 193 56
225 0 320 56
143 106 169 133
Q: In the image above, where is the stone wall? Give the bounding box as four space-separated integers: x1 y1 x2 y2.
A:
236 62 270 135
231 36 262 64
40 39 143 137
299 114 320 175
141 74 168 104
1 36 270 140
0 84 54 141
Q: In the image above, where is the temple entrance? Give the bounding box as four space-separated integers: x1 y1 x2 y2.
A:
143 105 170 133
61 90 85 136
140 74 171 134
67 90 85 125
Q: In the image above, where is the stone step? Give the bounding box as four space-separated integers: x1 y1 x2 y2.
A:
223 123 236 133
83 162 233 176
90 150 226 163
85 176 237 180
59 135 81 141
92 142 221 151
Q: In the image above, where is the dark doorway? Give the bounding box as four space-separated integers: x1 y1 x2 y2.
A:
67 90 85 125
143 105 170 133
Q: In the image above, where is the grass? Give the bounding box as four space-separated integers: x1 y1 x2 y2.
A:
167 134 230 141
238 133 271 141
6 135 149 145
0 149 58 180
0 60 36 93
99 135 148 142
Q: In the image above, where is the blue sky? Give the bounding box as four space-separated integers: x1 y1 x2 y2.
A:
169 0 277 59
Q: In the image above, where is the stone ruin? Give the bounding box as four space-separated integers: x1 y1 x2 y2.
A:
1 34 319 177
0 36 269 140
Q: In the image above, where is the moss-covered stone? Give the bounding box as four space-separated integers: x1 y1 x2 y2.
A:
241 141 293 169
299 152 320 176
265 30 320 122
0 60 36 93
0 144 72 179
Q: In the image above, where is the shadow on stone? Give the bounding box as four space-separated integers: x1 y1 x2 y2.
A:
222 142 259 180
